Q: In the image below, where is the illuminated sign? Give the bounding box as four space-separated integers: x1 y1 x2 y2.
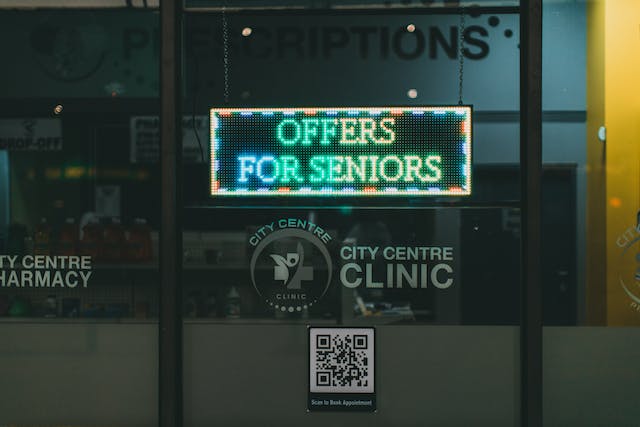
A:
210 106 471 196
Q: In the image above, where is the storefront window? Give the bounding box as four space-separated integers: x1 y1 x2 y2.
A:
542 0 640 425
182 1 522 425
0 5 159 426
10 0 634 425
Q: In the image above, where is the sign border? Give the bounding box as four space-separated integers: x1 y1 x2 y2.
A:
209 106 472 197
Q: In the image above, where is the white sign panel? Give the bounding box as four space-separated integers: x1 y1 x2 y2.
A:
130 115 209 163
0 119 62 151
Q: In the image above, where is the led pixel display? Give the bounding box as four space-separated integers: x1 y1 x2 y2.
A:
210 106 472 196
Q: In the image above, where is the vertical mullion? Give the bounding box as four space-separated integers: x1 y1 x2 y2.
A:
160 0 183 426
520 0 543 426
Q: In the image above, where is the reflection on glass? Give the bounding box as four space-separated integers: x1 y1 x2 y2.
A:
182 207 522 325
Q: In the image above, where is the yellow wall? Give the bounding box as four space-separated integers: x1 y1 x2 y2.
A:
604 0 640 325
586 0 606 325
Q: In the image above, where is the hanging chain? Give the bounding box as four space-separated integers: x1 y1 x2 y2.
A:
222 4 230 104
458 7 465 105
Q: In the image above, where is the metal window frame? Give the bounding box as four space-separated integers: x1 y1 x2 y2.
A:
520 1 543 426
158 1 542 426
160 1 183 427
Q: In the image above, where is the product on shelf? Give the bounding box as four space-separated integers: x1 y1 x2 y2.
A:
184 291 200 318
57 217 79 256
7 223 27 255
80 218 103 259
105 303 129 318
135 301 149 318
81 303 104 318
8 297 30 317
61 298 80 317
127 218 153 262
33 217 52 255
44 294 57 318
103 217 125 262
204 291 217 317
225 286 241 318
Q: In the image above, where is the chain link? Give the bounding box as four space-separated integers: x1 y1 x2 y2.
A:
222 5 230 104
458 8 465 105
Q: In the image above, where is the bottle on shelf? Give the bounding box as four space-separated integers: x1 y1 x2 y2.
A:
57 217 79 256
127 218 153 262
33 217 52 255
80 217 103 260
44 294 57 318
184 291 200 318
8 297 30 317
204 291 217 318
61 298 80 317
103 217 125 262
225 286 241 318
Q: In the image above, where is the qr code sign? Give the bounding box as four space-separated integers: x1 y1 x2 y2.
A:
309 327 374 393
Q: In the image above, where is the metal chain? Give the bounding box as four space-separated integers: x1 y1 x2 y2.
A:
458 8 465 105
222 5 230 104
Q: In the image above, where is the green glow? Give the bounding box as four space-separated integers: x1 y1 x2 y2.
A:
301 118 319 145
296 154 443 185
238 156 256 182
328 156 344 182
276 117 396 146
276 118 301 145
424 155 442 182
404 156 422 182
378 118 395 144
309 156 326 183
280 155 304 183
339 118 360 144
256 156 278 183
368 155 380 183
359 118 376 144
379 155 403 182
320 119 338 145
210 106 472 197
345 156 367 182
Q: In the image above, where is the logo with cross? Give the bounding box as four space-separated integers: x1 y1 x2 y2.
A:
249 223 333 313
271 242 314 290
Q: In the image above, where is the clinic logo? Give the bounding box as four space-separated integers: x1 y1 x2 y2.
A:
616 225 640 312
249 221 333 313
30 21 107 82
271 244 314 290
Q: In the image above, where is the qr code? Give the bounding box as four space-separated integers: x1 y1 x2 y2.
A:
309 328 374 393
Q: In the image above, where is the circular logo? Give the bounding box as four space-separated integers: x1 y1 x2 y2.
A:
30 21 107 82
618 237 640 306
250 228 333 312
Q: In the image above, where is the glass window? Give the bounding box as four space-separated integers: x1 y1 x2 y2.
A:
0 6 159 426
182 1 522 425
542 0 640 425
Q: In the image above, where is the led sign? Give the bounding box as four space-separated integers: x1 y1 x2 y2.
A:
210 106 471 196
